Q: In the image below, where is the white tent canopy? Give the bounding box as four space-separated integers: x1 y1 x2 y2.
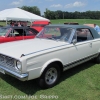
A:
0 8 50 22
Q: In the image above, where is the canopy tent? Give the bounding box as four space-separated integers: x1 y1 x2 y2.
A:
0 8 50 23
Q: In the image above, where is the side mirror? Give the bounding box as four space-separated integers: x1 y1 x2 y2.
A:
72 39 77 45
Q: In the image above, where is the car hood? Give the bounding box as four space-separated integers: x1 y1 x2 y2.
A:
0 38 69 59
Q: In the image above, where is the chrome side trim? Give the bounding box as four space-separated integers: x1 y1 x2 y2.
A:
63 53 98 71
0 65 28 81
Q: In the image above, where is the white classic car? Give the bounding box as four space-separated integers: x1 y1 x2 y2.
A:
0 24 100 88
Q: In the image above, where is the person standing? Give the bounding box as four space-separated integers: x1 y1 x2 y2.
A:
94 24 100 34
18 22 21 27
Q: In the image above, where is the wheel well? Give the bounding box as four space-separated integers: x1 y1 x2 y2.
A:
47 61 63 73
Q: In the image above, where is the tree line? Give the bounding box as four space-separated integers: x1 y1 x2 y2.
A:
20 6 100 19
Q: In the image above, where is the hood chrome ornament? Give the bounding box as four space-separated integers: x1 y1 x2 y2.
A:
20 54 25 58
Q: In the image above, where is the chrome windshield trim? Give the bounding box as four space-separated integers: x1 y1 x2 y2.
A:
0 65 28 81
68 29 76 43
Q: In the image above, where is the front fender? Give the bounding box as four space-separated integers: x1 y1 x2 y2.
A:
98 49 100 54
40 58 63 76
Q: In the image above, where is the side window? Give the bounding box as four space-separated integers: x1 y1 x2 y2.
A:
13 29 24 36
13 30 19 36
76 28 93 42
26 29 35 36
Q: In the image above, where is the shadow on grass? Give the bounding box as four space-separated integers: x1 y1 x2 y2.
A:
0 61 95 95
59 61 95 82
0 73 40 95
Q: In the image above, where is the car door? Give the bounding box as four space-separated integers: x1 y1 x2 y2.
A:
67 28 97 64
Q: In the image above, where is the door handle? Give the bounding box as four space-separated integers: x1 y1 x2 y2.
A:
89 43 92 47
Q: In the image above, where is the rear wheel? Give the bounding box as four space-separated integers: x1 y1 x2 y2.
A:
38 63 61 89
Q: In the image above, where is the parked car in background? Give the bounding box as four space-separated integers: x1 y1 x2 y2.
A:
64 22 79 25
0 26 38 43
0 24 100 88
84 24 95 28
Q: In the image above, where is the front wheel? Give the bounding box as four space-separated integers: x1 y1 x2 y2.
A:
95 54 100 63
38 63 61 89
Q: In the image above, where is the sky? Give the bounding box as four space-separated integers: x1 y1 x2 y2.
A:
0 0 100 15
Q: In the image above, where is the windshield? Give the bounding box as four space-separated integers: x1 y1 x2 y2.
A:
0 28 12 36
36 27 73 42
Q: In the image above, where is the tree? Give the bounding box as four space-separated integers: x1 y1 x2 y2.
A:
44 8 52 19
21 6 41 16
21 6 100 19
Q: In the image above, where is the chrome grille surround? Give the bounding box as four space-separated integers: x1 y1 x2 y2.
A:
0 54 17 71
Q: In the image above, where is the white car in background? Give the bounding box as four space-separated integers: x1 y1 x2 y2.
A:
0 24 100 88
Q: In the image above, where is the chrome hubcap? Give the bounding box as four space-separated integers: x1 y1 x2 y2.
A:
45 68 57 85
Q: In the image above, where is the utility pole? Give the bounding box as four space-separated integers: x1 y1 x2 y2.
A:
63 12 64 19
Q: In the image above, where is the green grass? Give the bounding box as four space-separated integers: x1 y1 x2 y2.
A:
51 19 100 26
0 19 100 100
0 61 100 100
0 21 6 26
1 19 100 26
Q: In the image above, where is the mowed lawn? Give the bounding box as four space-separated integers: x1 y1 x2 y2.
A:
0 19 100 100
51 19 100 26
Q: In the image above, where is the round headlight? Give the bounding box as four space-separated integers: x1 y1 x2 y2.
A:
16 61 22 70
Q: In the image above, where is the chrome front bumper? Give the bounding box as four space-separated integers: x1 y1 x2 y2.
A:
0 65 28 81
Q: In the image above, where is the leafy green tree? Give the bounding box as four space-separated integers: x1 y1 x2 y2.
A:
21 6 100 19
44 8 52 19
21 6 41 16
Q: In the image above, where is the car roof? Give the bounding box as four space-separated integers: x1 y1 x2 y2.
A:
45 24 100 39
45 24 92 28
1 26 38 34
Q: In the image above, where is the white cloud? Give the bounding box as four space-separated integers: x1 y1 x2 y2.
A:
10 1 20 6
50 4 62 8
10 0 23 6
65 1 86 8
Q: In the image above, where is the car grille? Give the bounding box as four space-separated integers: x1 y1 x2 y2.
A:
0 54 15 68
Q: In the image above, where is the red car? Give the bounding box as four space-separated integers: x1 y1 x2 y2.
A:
0 26 38 43
31 20 50 32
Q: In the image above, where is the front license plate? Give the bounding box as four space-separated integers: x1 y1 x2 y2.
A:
0 68 5 74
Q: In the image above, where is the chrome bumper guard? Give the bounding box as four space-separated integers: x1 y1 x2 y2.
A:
0 65 28 81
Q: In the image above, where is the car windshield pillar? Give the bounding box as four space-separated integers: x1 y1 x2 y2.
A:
68 29 76 43
0 28 12 37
